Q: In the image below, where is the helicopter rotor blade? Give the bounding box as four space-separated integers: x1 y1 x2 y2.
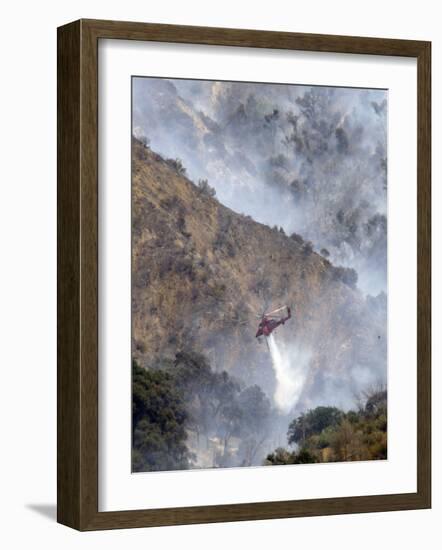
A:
265 306 286 316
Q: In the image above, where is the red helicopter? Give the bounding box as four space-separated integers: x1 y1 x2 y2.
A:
255 305 291 338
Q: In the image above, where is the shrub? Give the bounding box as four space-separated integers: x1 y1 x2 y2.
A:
302 241 314 256
264 447 317 465
166 157 187 175
331 266 358 289
290 232 304 245
288 407 343 445
197 178 216 198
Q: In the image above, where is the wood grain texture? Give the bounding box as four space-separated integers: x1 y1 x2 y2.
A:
83 18 428 56
57 20 81 529
416 42 431 507
57 19 431 531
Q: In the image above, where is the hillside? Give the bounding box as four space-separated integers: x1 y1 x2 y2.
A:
133 78 388 296
132 138 386 411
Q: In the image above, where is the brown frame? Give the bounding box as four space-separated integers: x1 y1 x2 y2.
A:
57 18 431 531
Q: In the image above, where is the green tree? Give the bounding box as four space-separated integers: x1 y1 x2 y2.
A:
132 361 192 472
288 406 343 445
171 352 275 465
172 351 240 447
266 388 388 466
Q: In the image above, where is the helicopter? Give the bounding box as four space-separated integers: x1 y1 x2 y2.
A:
255 305 291 339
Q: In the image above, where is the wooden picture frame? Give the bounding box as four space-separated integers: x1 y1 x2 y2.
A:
57 19 431 530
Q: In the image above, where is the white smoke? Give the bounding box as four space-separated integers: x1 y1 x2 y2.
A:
133 78 388 297
267 333 311 413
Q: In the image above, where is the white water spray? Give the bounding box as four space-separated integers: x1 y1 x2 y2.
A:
267 333 311 413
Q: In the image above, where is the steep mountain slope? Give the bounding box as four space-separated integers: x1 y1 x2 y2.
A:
132 138 386 411
133 78 388 295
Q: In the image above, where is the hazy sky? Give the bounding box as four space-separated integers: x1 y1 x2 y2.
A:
133 77 388 296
